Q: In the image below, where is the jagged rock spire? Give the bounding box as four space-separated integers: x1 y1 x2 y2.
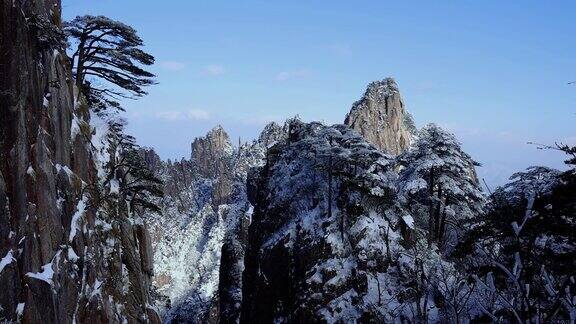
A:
258 122 288 148
344 77 416 155
191 125 233 178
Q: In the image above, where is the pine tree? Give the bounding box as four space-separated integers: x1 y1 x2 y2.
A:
64 15 156 111
455 150 576 322
101 120 164 215
63 15 163 215
397 123 485 249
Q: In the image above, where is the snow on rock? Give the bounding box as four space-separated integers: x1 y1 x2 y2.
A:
70 114 81 140
16 303 25 317
143 123 281 323
89 111 113 180
109 178 119 194
43 93 51 108
26 262 55 285
54 163 74 181
241 120 424 322
69 196 87 242
26 165 36 178
67 247 79 262
402 214 415 229
151 205 225 321
397 123 485 251
0 3 161 322
0 250 15 274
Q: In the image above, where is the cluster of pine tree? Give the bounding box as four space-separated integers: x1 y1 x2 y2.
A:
453 144 576 322
64 15 163 217
396 124 575 322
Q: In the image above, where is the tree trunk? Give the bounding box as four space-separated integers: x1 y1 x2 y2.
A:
75 36 87 91
438 201 447 246
434 185 443 242
428 167 435 243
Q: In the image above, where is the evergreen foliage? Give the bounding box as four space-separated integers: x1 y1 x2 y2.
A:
398 123 485 249
64 15 156 111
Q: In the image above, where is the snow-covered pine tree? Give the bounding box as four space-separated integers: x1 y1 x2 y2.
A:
455 150 576 322
99 121 164 216
64 15 156 111
63 13 162 226
397 123 485 250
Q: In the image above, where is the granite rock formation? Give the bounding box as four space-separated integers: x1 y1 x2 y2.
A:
240 120 419 322
191 125 234 179
344 78 416 155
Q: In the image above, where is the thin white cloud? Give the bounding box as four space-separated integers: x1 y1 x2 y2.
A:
160 61 187 71
202 64 226 76
275 69 311 82
187 109 210 120
155 111 184 121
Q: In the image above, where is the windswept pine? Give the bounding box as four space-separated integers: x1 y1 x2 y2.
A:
65 15 156 111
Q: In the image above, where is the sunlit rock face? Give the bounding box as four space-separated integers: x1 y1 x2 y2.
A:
190 125 235 209
191 125 233 179
345 78 416 155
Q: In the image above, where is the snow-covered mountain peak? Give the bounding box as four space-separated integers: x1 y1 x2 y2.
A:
258 121 288 148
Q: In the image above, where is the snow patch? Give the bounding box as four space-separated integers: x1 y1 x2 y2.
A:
55 163 75 180
402 214 415 229
43 92 51 108
70 115 81 140
67 247 79 262
26 165 36 178
0 250 15 273
69 197 87 242
16 302 25 317
109 178 119 194
26 262 54 285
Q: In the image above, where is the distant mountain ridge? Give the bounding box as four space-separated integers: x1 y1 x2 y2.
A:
143 77 488 323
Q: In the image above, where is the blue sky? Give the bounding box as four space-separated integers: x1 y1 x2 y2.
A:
62 0 575 187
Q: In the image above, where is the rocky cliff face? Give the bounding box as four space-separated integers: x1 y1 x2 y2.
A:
0 1 159 322
240 120 422 322
217 121 288 324
145 124 283 323
191 125 234 209
191 125 233 179
344 78 416 155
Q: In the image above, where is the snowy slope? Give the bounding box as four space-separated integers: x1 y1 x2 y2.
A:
143 123 286 323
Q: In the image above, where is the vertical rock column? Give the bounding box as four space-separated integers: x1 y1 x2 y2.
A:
344 78 416 155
